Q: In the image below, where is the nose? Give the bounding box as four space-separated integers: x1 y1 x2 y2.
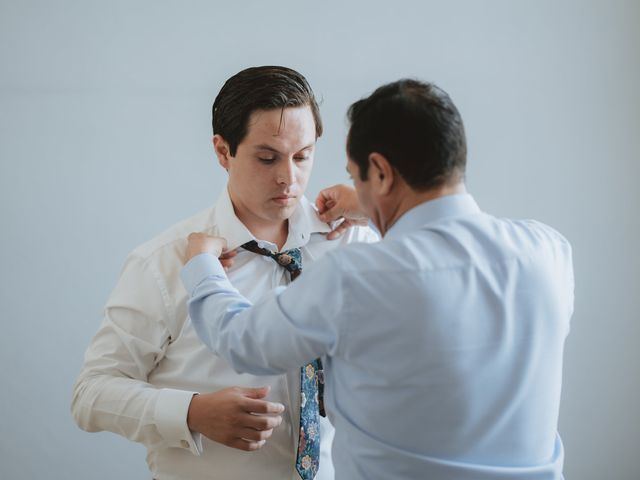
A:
276 158 296 187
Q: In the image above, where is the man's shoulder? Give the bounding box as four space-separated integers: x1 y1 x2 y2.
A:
502 217 572 254
325 215 572 274
130 205 217 263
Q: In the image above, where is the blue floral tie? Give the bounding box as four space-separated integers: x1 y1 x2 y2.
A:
241 241 324 479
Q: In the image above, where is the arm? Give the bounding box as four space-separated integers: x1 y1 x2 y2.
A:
181 244 346 376
71 253 283 453
71 254 201 453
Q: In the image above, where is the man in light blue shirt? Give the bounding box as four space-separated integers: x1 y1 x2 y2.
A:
180 79 574 479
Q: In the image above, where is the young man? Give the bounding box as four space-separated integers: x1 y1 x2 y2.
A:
72 66 376 480
182 79 575 479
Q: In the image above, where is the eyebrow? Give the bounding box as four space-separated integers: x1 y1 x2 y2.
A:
253 143 315 154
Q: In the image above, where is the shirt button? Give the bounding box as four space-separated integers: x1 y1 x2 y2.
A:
180 440 189 448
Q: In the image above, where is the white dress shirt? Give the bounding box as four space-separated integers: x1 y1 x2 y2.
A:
71 189 377 480
182 194 575 480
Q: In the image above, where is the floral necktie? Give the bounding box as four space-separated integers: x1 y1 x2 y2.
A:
241 240 324 479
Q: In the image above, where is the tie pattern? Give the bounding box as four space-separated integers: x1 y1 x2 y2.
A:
241 240 324 480
241 240 302 280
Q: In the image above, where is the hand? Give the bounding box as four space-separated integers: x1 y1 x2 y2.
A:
315 184 368 240
219 249 238 271
185 232 228 263
187 386 285 452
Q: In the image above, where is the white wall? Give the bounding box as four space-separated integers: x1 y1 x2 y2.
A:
1 1 638 478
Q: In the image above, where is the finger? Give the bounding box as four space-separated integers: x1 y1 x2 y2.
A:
318 204 345 223
228 438 266 452
241 386 270 399
243 414 283 431
327 220 351 240
220 249 238 259
217 237 228 252
220 249 238 271
318 198 336 216
326 228 344 240
220 257 236 270
242 397 285 414
314 191 329 214
315 189 337 214
238 427 274 442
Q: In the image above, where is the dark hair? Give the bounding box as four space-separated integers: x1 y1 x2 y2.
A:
347 79 466 191
212 66 322 156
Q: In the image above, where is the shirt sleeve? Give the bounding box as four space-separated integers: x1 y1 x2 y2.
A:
71 254 202 455
181 253 346 376
341 224 380 245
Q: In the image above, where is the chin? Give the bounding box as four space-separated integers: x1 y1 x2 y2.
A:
272 203 297 220
280 206 298 219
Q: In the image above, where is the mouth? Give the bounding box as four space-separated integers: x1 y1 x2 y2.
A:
272 195 297 206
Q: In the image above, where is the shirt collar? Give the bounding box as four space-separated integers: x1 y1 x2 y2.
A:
385 193 481 240
212 187 332 251
284 196 333 250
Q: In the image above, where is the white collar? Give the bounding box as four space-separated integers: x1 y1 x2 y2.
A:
211 187 332 251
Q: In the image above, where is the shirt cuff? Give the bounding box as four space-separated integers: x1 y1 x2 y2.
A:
181 253 226 295
155 388 203 456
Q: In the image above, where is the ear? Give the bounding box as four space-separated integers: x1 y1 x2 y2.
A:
368 152 395 195
213 135 233 170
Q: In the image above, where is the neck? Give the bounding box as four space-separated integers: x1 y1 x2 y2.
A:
228 192 289 250
247 219 289 250
376 182 467 236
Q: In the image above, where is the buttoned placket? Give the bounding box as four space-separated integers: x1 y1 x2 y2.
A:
252 240 302 448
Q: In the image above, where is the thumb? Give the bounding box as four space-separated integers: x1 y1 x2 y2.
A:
242 385 271 399
315 186 341 214
318 203 343 223
217 237 228 253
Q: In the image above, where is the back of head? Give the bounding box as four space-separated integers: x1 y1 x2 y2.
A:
347 79 467 191
212 66 322 156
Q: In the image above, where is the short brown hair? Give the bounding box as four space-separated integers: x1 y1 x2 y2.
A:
212 66 322 156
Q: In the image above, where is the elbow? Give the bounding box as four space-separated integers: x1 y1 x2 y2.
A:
70 376 96 432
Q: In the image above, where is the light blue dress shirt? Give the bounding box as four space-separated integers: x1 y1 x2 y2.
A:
181 194 574 480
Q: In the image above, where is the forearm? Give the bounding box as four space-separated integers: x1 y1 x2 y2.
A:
72 368 200 453
182 254 339 376
183 255 288 375
72 252 201 453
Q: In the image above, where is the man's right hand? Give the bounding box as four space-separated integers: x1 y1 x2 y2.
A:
185 232 228 264
315 184 368 240
187 386 284 452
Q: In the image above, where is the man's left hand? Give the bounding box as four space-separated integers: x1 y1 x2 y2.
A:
316 184 368 240
185 232 228 263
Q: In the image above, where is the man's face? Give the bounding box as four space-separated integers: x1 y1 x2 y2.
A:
218 106 316 225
